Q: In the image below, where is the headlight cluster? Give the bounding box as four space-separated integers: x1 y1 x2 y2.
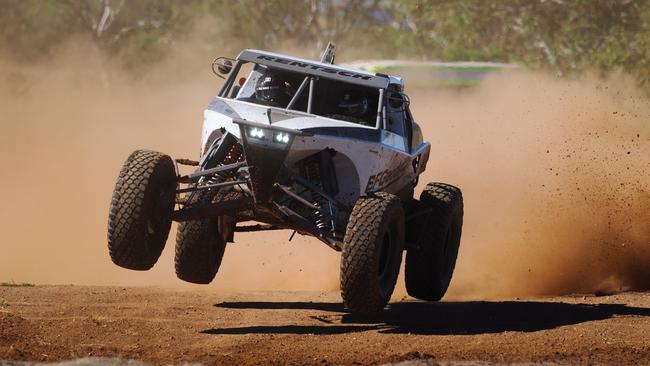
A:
247 127 291 144
248 127 265 139
274 132 290 143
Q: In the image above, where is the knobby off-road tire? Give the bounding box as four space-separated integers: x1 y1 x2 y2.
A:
341 192 405 313
108 150 177 270
175 190 227 284
405 182 463 301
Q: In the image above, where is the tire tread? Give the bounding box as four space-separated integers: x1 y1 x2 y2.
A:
107 150 175 270
341 192 404 312
405 182 463 301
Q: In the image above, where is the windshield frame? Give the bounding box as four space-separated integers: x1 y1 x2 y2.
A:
218 60 385 129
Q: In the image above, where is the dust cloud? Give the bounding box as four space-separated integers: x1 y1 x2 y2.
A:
408 72 650 299
0 41 647 298
0 40 339 291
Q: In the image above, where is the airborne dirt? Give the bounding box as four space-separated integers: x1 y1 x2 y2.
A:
0 43 649 364
417 72 650 299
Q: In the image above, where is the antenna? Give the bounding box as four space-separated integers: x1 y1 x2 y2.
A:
320 42 336 64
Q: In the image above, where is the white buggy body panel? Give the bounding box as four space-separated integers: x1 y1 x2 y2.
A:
202 96 431 208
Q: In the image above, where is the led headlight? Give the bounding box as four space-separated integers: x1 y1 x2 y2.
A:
248 127 266 139
274 132 290 144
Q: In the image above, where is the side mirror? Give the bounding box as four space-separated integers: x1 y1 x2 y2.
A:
211 57 235 79
387 92 409 111
388 93 402 109
217 60 232 74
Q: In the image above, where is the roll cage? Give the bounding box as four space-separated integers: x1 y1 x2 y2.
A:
216 50 417 153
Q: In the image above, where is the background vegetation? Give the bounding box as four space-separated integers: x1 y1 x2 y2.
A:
1 0 649 87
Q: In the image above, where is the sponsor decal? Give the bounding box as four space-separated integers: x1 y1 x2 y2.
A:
366 159 412 191
256 55 373 81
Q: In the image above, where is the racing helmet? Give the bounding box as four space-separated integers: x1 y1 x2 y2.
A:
338 91 368 117
255 71 287 105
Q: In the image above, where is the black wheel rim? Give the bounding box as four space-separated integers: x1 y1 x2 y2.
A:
441 215 459 278
146 181 174 250
148 189 167 234
378 226 396 297
378 232 391 277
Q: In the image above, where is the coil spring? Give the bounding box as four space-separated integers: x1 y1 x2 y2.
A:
223 143 244 165
303 159 331 231
204 143 243 186
194 142 244 205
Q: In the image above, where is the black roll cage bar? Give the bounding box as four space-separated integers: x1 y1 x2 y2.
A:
217 59 403 130
217 55 412 145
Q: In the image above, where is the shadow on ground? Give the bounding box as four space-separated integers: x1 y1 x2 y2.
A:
204 300 650 335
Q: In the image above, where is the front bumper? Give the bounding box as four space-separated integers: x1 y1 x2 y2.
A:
235 119 310 205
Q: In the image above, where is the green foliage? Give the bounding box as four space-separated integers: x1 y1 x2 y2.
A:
0 0 203 69
115 29 166 69
399 0 650 88
1 281 35 287
0 0 83 58
1 0 650 89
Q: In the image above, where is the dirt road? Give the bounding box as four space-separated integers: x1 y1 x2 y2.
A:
1 286 648 365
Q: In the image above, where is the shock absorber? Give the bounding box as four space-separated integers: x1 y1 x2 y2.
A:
222 143 244 165
303 159 331 231
193 142 245 206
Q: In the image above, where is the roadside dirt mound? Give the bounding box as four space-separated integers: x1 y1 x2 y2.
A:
0 42 647 298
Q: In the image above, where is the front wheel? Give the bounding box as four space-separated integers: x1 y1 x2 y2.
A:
175 218 226 284
340 192 404 313
107 150 177 270
174 190 228 284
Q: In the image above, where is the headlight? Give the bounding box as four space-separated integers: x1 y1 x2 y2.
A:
246 126 292 145
248 127 266 139
274 132 290 144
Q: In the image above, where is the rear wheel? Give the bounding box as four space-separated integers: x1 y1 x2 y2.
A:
405 182 463 301
174 190 227 284
107 150 176 270
340 192 404 313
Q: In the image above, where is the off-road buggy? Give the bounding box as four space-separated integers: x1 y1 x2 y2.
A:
107 44 463 312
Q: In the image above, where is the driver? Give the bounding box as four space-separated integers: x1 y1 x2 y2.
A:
254 69 294 107
328 90 370 125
